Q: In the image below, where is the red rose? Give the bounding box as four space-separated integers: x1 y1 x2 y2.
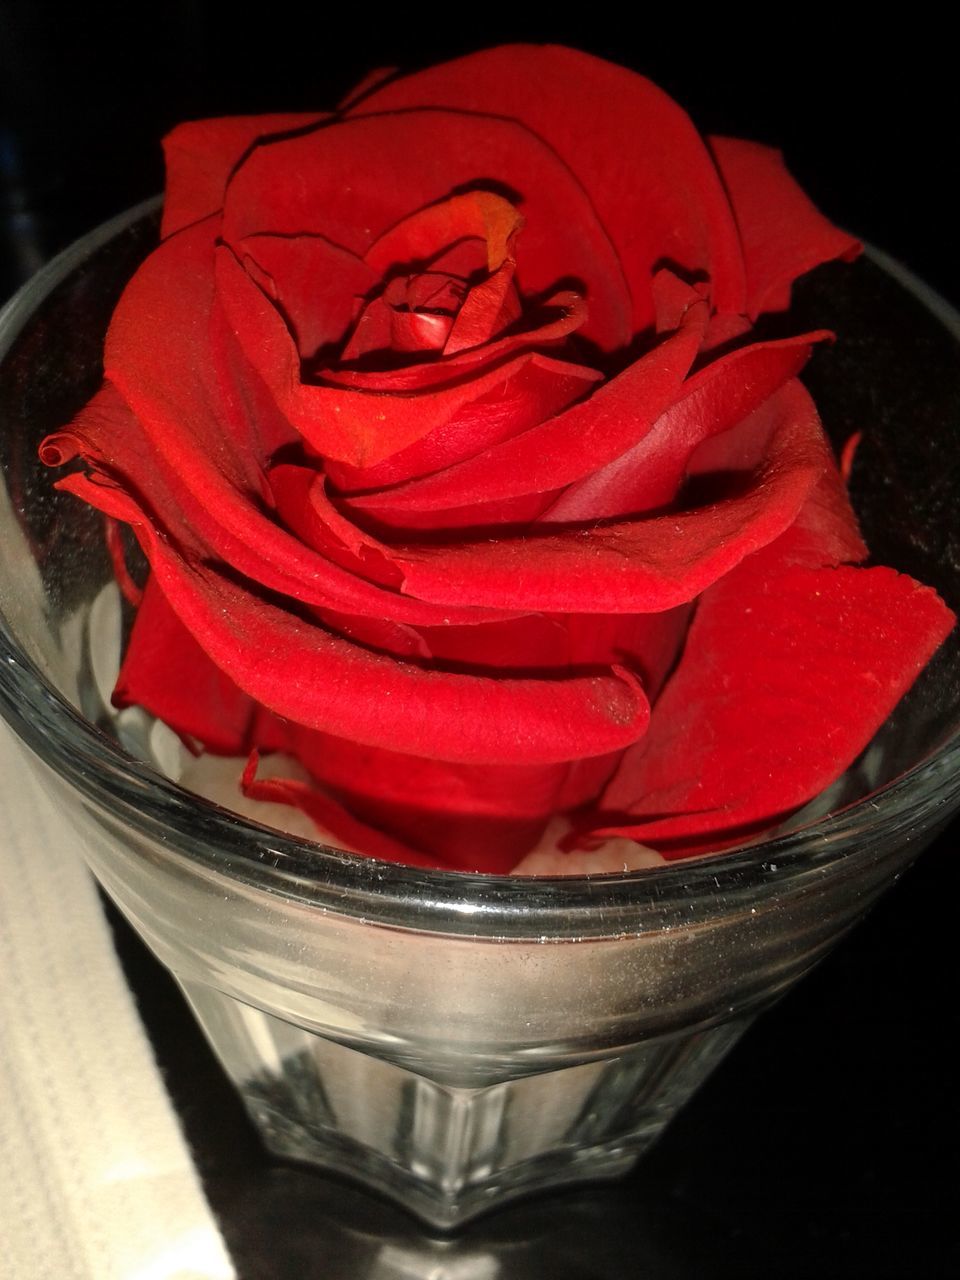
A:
41 45 953 872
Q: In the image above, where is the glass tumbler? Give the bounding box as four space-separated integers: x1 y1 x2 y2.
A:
2 204 959 1229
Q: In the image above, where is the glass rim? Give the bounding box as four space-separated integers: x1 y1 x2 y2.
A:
2 201 959 938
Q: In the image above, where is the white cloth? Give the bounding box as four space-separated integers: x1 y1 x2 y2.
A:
0 722 236 1280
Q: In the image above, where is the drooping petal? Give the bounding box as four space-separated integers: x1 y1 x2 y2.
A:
587 560 954 854
42 381 515 628
54 471 651 767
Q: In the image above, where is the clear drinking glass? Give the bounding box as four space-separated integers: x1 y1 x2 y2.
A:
2 204 959 1230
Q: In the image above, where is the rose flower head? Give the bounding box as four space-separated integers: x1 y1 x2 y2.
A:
41 45 955 874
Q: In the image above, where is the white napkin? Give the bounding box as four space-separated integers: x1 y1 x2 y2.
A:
0 722 236 1280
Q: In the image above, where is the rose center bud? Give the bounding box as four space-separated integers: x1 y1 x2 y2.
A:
379 271 466 353
340 190 525 364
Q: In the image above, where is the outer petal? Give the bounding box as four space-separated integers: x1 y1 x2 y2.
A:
345 44 748 325
241 756 445 869
114 573 261 754
113 579 587 873
588 561 954 853
261 727 612 872
161 113 323 238
709 136 861 318
42 382 513 628
54 473 651 768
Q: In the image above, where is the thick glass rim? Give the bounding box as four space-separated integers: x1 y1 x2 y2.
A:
2 202 959 938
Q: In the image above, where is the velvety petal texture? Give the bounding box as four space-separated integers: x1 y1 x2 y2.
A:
42 45 952 873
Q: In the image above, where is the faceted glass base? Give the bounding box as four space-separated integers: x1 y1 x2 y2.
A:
181 979 747 1228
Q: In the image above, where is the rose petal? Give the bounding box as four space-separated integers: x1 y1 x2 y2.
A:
587 560 955 853
776 468 868 568
683 392 868 571
325 289 588 392
215 242 598 468
220 108 632 352
342 285 708 518
243 762 544 873
420 606 693 710
313 607 432 662
444 259 523 357
111 572 641 873
161 113 323 238
117 586 625 872
115 583 557 872
709 136 861 318
338 66 399 110
416 613 572 669
44 380 514 628
114 573 260 754
242 753 445 869
346 44 747 325
64 222 527 625
543 330 829 522
256 725 621 872
45 56 908 884
562 607 694 700
55 471 651 767
370 381 828 613
362 190 523 276
238 231 380 359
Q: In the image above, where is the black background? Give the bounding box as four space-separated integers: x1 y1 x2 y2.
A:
2 5 958 1277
